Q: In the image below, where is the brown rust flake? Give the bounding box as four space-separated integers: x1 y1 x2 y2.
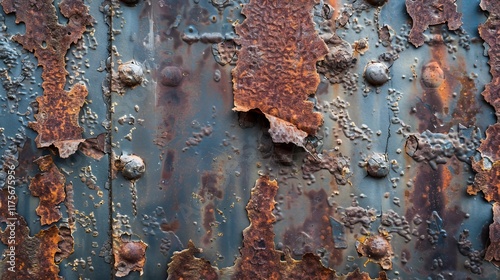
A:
29 155 66 226
232 0 329 147
78 133 108 160
470 1 500 207
113 235 148 277
55 224 74 264
485 202 500 263
468 160 500 202
406 0 462 47
167 240 219 280
0 219 62 280
479 0 500 119
1 0 93 157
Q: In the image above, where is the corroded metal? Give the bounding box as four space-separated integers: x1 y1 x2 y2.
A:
29 155 66 226
0 0 499 279
1 0 93 158
232 0 328 147
113 235 148 277
406 0 462 47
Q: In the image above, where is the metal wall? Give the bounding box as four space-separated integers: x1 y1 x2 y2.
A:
0 0 499 279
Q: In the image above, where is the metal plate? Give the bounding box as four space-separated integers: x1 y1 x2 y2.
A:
0 0 499 279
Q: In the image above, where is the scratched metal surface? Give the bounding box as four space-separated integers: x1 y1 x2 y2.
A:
0 0 499 279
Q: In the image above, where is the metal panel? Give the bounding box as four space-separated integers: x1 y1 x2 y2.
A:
0 0 499 279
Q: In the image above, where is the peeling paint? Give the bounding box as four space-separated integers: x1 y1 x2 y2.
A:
1 0 93 157
232 0 328 147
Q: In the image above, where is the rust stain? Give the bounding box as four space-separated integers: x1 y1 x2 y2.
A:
302 150 351 185
160 220 180 232
232 0 329 147
233 177 286 279
478 0 500 119
343 269 388 280
113 235 148 277
29 155 66 226
202 202 216 245
282 189 344 266
405 163 464 270
166 240 219 280
406 0 462 47
469 2 500 262
485 202 500 264
168 177 391 279
199 171 224 200
468 160 500 202
478 124 500 163
1 0 93 157
0 189 63 279
161 149 176 182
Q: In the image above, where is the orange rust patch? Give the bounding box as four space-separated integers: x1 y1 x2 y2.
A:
167 240 219 280
1 0 93 157
478 124 500 163
479 0 500 118
0 189 63 279
232 0 328 147
468 160 500 203
233 177 284 279
406 0 462 47
485 202 500 264
55 224 74 264
29 155 66 226
470 1 500 211
113 235 148 277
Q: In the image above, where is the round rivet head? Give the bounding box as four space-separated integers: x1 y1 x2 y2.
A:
365 235 390 259
120 242 144 262
161 66 183 87
118 155 145 180
366 153 389 178
118 61 144 87
421 61 444 88
364 62 389 86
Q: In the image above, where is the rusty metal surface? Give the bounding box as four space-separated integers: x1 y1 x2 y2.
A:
0 0 499 279
232 0 328 147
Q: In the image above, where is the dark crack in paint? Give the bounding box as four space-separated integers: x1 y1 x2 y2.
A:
1 0 93 157
232 0 329 147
